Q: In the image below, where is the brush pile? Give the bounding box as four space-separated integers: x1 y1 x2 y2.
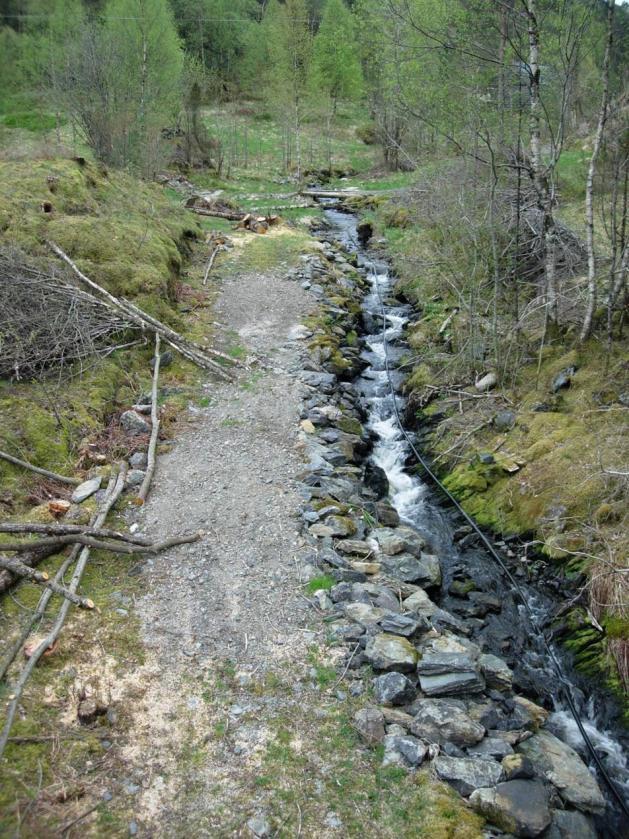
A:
0 248 136 380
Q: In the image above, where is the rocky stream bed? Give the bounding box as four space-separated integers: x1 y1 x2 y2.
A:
287 205 629 838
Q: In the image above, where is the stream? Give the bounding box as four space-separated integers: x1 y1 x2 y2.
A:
321 205 629 835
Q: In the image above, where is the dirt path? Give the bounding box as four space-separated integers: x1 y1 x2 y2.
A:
117 266 321 835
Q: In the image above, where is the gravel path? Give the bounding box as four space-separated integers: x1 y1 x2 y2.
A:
118 267 321 834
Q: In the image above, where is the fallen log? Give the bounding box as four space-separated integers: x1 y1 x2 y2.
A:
0 464 127 756
189 207 245 221
0 555 94 609
299 189 365 200
48 242 237 380
138 335 160 502
0 450 80 486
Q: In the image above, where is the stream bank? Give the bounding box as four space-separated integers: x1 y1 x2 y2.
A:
291 204 628 837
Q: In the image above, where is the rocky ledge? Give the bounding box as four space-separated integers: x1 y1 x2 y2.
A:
286 220 607 838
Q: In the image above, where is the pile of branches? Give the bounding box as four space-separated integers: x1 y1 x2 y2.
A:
0 244 239 382
0 248 137 381
507 200 588 285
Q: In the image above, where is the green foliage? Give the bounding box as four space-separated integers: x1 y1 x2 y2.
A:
100 0 184 172
312 0 363 111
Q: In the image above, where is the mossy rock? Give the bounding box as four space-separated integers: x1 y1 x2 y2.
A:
336 416 363 436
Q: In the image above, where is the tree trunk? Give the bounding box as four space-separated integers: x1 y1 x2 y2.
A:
581 0 615 342
525 0 559 324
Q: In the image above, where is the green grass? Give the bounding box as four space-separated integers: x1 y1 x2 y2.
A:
305 574 336 594
1 111 62 132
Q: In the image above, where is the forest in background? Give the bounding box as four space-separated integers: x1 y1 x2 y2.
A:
0 0 628 701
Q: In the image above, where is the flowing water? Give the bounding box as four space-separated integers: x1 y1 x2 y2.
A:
321 205 629 833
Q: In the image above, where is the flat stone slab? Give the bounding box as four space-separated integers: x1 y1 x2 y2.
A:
434 755 504 796
377 613 426 638
410 699 485 747
417 652 476 674
71 476 102 504
419 670 485 697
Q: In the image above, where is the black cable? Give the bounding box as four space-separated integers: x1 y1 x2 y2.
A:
361 251 629 817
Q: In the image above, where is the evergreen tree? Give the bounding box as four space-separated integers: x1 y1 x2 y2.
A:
312 0 362 112
170 0 259 96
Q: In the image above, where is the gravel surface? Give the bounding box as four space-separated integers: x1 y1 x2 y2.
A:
117 267 321 833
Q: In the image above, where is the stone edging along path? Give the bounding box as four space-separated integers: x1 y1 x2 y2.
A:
287 216 607 839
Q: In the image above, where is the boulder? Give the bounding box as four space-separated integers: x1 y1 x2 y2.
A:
469 780 551 837
381 553 441 587
71 476 102 504
383 734 427 768
501 753 535 780
479 653 513 691
300 371 337 392
544 809 597 839
410 699 485 747
493 410 516 432
354 707 385 746
323 515 357 537
363 462 388 499
551 366 575 393
372 526 426 557
403 588 438 618
475 372 497 392
467 737 514 760
120 410 151 435
373 672 416 706
377 613 426 638
518 730 605 813
434 755 504 796
129 451 148 469
364 634 418 673
126 469 145 488
372 527 407 555
344 602 385 627
374 501 400 527
336 539 373 556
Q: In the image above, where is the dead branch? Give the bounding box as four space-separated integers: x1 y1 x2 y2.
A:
0 464 127 757
433 420 491 464
0 450 79 486
0 555 94 609
0 523 155 546
47 242 238 380
0 543 62 595
138 335 160 502
202 244 222 286
0 532 201 555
